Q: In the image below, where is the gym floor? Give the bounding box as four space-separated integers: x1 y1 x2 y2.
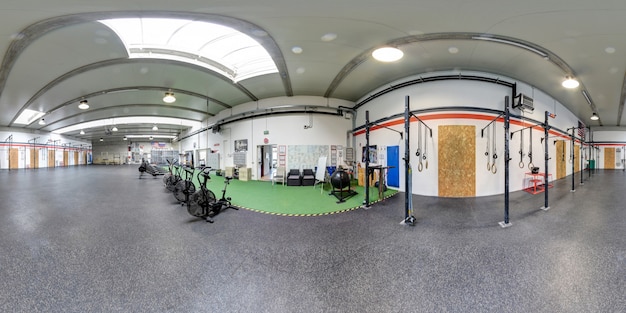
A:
1 166 624 312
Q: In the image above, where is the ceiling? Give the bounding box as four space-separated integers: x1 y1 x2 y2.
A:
2 1 626 142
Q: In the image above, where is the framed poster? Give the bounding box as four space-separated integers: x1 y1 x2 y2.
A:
234 139 248 152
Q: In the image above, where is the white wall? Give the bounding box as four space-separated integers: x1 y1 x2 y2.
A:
0 129 90 169
356 71 587 197
178 96 353 180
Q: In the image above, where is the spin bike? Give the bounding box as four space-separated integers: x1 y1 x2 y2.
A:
187 167 237 223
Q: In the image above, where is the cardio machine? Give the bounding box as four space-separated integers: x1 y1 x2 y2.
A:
187 167 238 223
173 166 196 203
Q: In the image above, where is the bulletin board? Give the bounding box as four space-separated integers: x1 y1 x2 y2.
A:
604 147 615 169
438 125 475 197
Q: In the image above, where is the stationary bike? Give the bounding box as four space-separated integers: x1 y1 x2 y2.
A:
173 166 196 203
187 167 237 223
165 160 182 192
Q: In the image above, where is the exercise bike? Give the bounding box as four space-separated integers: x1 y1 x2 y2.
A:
162 159 177 187
173 166 196 203
187 167 237 223
165 160 182 192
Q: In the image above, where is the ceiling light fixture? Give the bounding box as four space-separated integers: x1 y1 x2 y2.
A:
163 91 176 103
562 76 580 89
321 33 337 42
38 118 46 125
472 36 548 58
152 124 158 131
123 136 127 140
111 125 118 132
78 99 89 109
149 136 153 140
99 138 104 142
590 112 599 121
80 129 85 135
372 47 404 62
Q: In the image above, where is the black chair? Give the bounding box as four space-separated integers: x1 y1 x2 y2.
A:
287 169 301 186
301 168 315 186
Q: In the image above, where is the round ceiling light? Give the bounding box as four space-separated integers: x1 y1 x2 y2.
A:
372 47 404 62
163 92 176 103
78 100 89 110
562 77 580 89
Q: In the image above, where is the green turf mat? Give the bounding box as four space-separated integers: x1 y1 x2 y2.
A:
170 167 398 216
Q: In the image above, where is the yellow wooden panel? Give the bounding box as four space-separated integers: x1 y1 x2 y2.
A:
556 140 566 179
48 150 55 167
63 151 69 167
30 149 39 169
574 145 580 173
9 148 19 169
438 125 475 197
74 152 79 165
605 147 615 169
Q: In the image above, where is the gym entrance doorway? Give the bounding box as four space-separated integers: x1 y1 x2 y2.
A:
257 144 277 181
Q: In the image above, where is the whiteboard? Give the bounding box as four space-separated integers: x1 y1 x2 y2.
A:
315 156 327 181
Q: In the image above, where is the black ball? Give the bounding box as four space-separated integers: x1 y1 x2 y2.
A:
330 170 351 189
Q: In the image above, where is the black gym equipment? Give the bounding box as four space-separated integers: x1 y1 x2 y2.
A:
329 168 357 203
138 158 166 178
165 162 182 192
162 159 177 186
361 110 406 209
187 167 237 223
173 166 196 203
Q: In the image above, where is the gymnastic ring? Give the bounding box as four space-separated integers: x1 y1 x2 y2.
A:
493 153 498 159
528 162 534 170
491 163 497 174
423 155 427 160
519 161 524 168
487 162 491 171
418 161 423 172
415 150 421 157
425 160 429 169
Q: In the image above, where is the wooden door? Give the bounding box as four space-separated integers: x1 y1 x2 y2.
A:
63 151 69 167
438 125 475 197
74 152 79 166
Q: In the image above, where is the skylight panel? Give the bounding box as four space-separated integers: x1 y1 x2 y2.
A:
14 109 45 125
99 18 278 82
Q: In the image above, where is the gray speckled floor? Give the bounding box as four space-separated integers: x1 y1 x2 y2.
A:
1 166 624 313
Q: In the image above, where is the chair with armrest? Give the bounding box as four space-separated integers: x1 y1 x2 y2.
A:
301 168 315 186
272 166 286 185
287 169 302 186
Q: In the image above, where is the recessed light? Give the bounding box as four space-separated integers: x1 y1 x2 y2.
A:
321 33 337 42
291 46 303 54
605 46 616 54
448 47 459 54
372 47 404 62
296 67 306 74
